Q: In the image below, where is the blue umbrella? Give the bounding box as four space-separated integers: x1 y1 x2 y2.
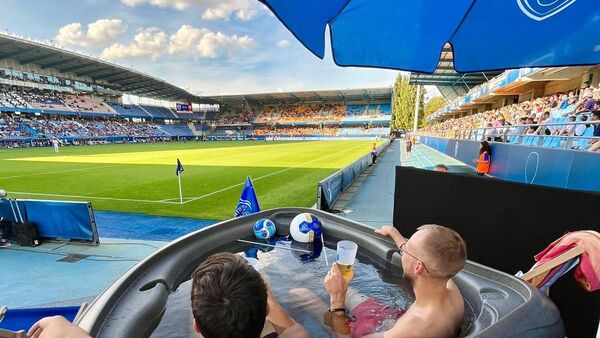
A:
260 0 600 73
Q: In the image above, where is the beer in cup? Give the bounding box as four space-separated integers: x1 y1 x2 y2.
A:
336 240 358 278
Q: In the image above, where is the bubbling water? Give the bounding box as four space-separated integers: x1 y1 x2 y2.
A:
151 238 419 338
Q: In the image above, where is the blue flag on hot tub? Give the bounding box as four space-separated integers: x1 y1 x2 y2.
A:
235 176 260 217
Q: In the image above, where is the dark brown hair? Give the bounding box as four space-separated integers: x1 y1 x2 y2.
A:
191 252 267 338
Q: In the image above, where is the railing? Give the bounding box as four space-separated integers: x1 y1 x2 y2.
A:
420 120 599 150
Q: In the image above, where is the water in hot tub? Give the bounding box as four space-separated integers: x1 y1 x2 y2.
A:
150 237 470 337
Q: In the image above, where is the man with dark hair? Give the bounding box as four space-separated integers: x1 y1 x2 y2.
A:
191 252 268 338
29 252 308 338
191 252 308 338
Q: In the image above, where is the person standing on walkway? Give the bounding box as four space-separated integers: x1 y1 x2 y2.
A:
371 142 378 164
473 141 491 176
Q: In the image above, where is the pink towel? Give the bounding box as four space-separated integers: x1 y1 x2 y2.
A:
533 231 600 292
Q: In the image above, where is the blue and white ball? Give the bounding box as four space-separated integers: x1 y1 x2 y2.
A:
290 213 322 243
253 219 276 239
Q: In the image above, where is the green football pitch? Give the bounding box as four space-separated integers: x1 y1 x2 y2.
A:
0 140 380 220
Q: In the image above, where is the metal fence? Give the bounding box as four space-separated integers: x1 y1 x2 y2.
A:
421 120 599 150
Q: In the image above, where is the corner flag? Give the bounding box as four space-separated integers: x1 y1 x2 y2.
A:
235 176 260 217
176 158 184 176
176 159 184 204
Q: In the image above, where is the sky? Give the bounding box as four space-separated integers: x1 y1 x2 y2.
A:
0 0 406 96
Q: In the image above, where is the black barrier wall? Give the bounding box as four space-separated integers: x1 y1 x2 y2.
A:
393 166 599 338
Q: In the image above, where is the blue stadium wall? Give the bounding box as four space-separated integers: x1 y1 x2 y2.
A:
417 136 600 192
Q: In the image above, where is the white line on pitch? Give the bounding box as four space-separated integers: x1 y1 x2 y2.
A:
8 191 180 204
181 143 367 205
0 164 124 180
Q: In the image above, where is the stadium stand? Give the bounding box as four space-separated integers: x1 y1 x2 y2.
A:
62 94 115 114
252 125 389 137
108 103 150 118
215 110 254 125
421 88 599 150
255 104 345 123
139 105 177 119
0 112 32 139
0 112 165 140
253 126 339 136
173 111 204 120
337 127 390 136
158 124 194 137
345 104 391 117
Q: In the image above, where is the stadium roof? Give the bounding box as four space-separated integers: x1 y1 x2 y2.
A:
409 45 502 101
208 87 391 109
0 33 213 103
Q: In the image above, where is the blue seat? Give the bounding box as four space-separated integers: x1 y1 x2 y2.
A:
523 135 535 145
575 127 594 149
549 137 561 148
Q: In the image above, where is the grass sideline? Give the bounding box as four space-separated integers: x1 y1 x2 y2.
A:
0 140 381 220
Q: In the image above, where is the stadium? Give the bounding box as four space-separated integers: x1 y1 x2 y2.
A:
0 1 599 338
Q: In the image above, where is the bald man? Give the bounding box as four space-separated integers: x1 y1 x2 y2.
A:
323 225 467 338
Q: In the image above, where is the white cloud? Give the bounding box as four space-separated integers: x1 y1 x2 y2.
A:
197 32 255 58
56 19 126 47
168 25 210 54
276 39 290 48
121 0 258 21
101 27 168 60
102 25 255 60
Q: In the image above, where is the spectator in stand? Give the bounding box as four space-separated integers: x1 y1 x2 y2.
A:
537 111 552 135
525 116 538 135
588 111 600 152
574 88 595 114
574 115 588 137
557 115 576 136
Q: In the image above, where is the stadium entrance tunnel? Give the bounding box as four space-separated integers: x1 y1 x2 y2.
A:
75 208 564 338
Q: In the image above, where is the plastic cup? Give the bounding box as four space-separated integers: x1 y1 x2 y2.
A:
336 240 358 278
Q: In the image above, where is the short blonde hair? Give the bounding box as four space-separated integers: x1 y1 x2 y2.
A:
417 224 467 279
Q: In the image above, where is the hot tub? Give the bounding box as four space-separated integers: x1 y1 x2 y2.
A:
76 208 564 337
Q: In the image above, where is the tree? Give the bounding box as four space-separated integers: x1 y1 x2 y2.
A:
422 96 447 127
391 74 424 131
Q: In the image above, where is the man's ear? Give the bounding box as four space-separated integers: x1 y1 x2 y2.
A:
193 319 201 335
416 261 426 276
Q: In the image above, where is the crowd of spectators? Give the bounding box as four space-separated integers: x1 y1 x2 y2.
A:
0 86 116 114
422 87 599 143
255 104 345 123
62 94 114 113
253 126 339 136
0 112 165 140
215 110 255 125
0 112 32 139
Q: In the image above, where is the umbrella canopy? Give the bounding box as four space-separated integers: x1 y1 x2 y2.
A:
260 0 600 73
